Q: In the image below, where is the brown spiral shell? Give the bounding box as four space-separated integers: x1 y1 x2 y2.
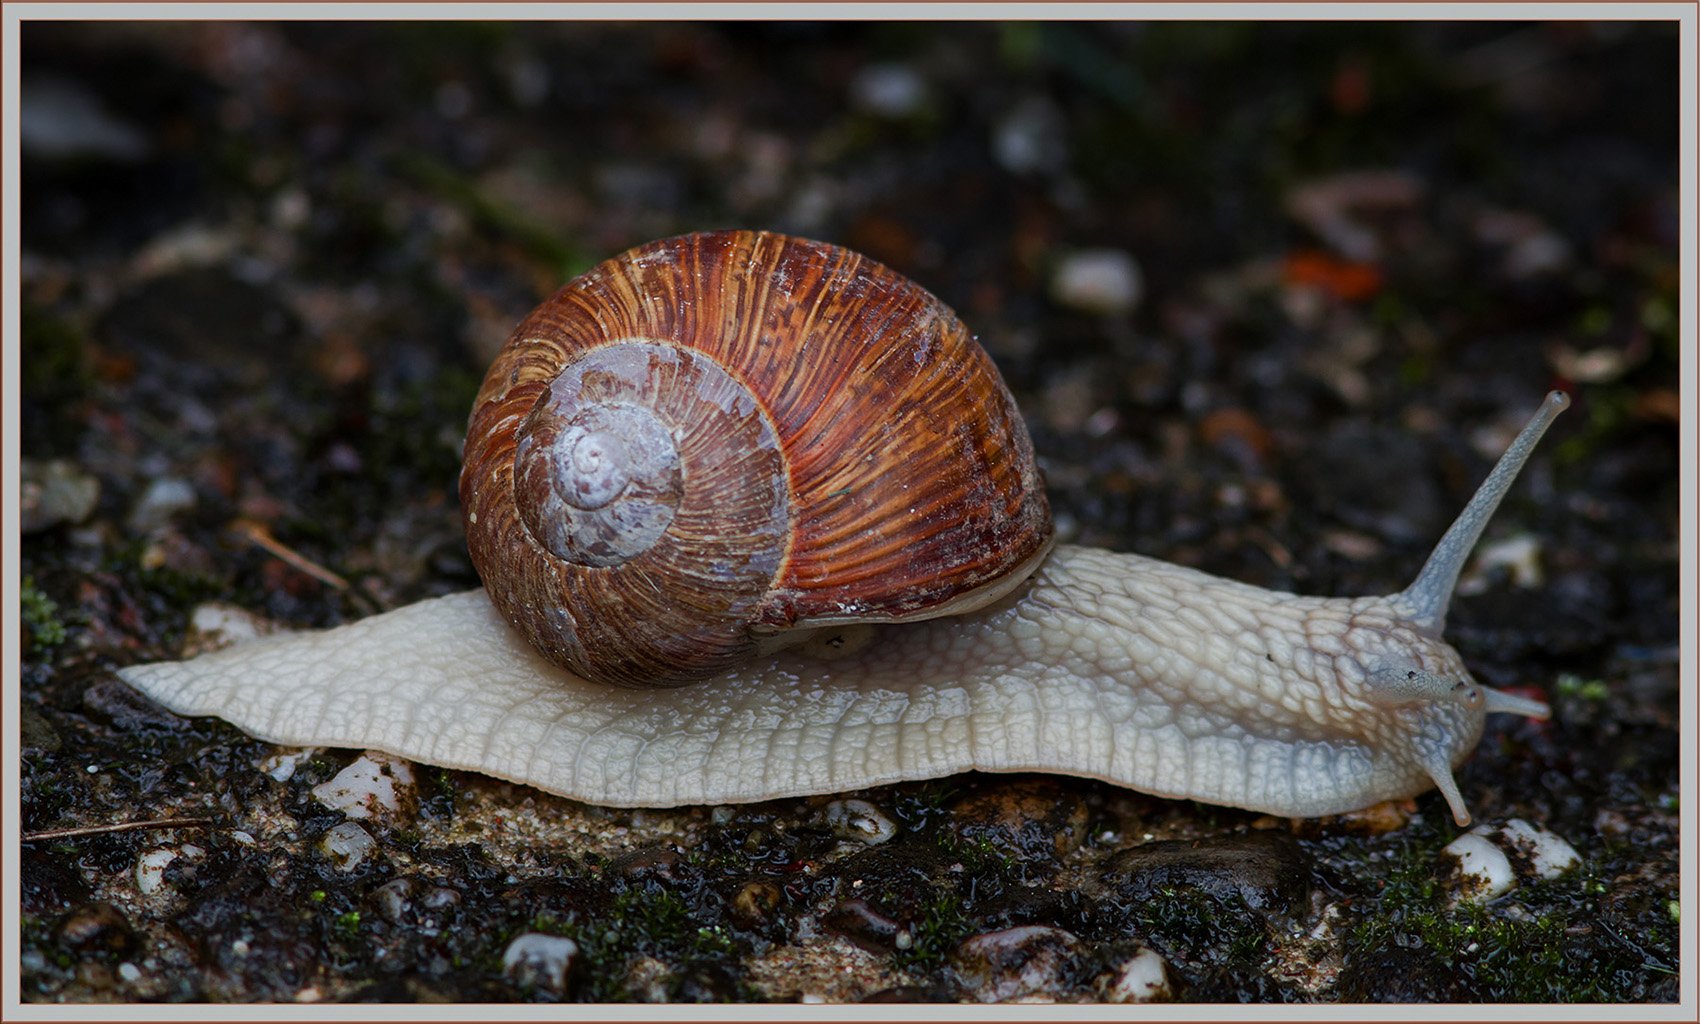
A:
460 230 1053 687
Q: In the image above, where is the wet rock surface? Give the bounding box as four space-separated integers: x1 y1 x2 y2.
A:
1100 828 1314 918
18 21 1679 1005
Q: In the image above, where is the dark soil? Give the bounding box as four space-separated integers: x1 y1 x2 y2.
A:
16 20 1681 1004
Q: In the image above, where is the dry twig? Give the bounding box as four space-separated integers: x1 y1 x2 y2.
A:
21 816 215 843
231 518 351 590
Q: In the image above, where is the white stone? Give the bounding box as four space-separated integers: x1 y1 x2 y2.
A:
1445 831 1516 901
190 603 273 649
312 750 416 820
318 821 375 872
822 798 898 845
20 76 149 161
127 477 197 533
1103 947 1170 1003
373 878 414 924
259 747 318 782
1050 249 1143 316
955 925 1082 1002
1457 534 1544 595
994 96 1067 175
135 848 178 895
850 63 928 118
1498 818 1581 879
502 932 579 994
20 459 100 532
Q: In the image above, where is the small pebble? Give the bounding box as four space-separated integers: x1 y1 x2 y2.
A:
821 798 898 845
421 886 462 910
81 676 186 732
134 848 178 896
188 603 273 652
993 95 1067 175
1504 230 1570 277
54 903 138 956
504 56 550 107
269 187 310 231
19 704 61 753
823 898 901 954
126 477 197 533
1443 832 1517 901
1549 342 1633 384
1101 946 1171 1003
1050 249 1143 316
1101 829 1313 918
258 747 318 783
1283 169 1423 262
372 878 415 925
1456 534 1544 595
116 962 142 983
1496 818 1582 879
849 63 928 118
730 880 782 930
610 844 683 882
20 76 149 161
312 750 417 821
20 459 100 532
1445 818 1581 902
318 821 376 872
501 932 578 995
622 955 674 1002
953 925 1083 1003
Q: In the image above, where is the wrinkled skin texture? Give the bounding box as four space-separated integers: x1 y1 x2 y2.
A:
119 545 1530 822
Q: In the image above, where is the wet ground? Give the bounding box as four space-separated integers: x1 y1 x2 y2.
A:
16 20 1682 1004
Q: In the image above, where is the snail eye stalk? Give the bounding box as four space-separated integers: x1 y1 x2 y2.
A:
1397 390 1569 635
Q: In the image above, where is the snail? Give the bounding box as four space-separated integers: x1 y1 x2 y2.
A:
118 230 1565 827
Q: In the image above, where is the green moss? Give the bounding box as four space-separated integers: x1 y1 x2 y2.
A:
893 889 969 970
1554 673 1611 702
339 366 483 518
1124 884 1269 972
936 829 1017 876
557 886 746 1002
133 560 227 609
21 577 68 652
392 151 584 277
21 308 91 439
1345 839 1674 1001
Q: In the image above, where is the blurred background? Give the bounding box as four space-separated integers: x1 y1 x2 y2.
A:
17 20 1682 1004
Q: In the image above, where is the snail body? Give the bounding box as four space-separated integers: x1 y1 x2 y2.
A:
119 231 1565 826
